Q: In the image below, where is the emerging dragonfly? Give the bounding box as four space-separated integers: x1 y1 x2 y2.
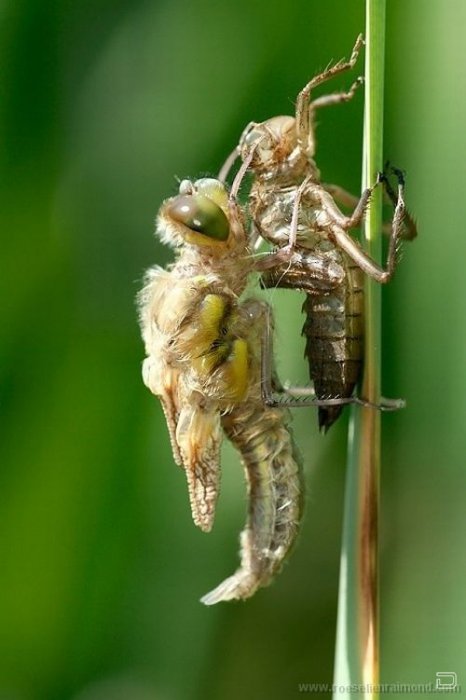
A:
139 177 303 604
220 35 417 431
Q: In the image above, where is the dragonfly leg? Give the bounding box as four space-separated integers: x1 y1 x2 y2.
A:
322 183 360 209
255 171 394 281
310 76 364 111
296 34 364 156
320 171 407 283
218 119 259 184
379 164 418 241
320 172 385 232
253 173 316 271
218 146 240 183
260 306 405 411
324 173 417 241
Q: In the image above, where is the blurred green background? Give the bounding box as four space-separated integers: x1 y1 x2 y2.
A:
1 1 465 698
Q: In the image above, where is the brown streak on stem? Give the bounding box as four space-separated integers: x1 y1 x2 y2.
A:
358 407 379 687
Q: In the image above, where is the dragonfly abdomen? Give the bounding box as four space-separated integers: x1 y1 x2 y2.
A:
303 260 364 431
201 366 303 604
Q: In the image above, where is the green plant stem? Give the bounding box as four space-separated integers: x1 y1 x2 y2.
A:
333 3 385 698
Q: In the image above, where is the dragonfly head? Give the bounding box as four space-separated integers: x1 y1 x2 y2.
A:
158 178 233 249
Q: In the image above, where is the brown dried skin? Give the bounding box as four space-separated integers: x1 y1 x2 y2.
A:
231 36 409 430
302 260 364 431
140 178 303 603
255 176 366 431
235 46 369 432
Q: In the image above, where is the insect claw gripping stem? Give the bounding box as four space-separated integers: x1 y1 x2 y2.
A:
377 166 417 242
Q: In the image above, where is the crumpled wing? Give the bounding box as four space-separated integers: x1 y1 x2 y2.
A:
175 400 222 533
142 357 183 466
143 355 222 532
139 266 223 532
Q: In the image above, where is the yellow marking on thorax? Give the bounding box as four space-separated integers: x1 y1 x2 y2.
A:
224 338 249 402
194 294 228 353
187 293 250 403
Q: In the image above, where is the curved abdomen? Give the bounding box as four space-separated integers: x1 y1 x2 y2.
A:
201 371 303 604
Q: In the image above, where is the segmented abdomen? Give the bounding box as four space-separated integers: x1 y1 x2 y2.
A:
200 305 303 605
302 256 364 431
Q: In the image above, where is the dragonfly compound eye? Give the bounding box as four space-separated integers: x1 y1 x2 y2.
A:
168 194 230 242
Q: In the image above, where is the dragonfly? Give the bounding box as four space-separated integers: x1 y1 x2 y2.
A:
220 35 417 431
139 177 303 604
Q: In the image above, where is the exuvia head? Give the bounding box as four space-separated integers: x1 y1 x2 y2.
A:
238 116 298 174
158 178 232 248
